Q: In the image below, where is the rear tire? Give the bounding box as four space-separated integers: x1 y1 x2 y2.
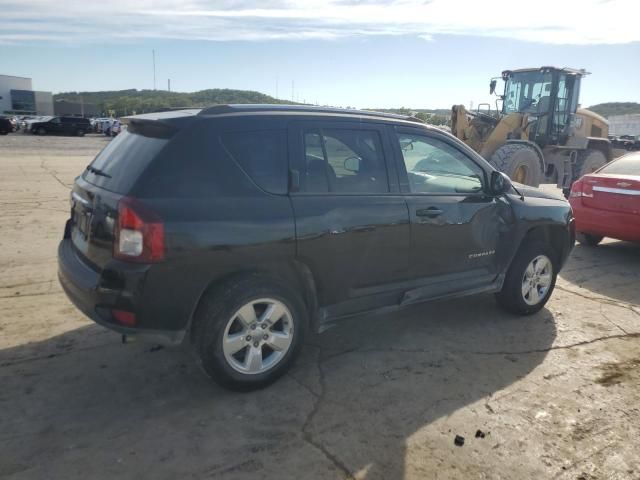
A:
490 143 542 187
191 275 307 391
37 127 46 135
76 129 85 137
576 232 603 246
575 149 606 181
495 241 557 315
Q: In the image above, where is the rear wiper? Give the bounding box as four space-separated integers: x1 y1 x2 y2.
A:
86 165 111 178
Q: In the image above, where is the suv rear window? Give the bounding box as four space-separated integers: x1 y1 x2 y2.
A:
220 130 287 194
83 130 168 193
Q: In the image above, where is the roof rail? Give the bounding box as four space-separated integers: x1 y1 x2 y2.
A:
197 104 425 124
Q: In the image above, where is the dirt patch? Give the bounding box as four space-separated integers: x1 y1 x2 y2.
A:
596 357 640 386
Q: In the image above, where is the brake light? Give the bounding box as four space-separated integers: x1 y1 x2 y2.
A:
569 180 585 198
112 309 137 326
114 197 164 262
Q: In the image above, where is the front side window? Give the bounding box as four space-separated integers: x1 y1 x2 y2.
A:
397 133 484 194
302 128 388 194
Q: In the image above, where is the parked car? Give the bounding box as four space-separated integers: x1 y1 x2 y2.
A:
58 105 575 390
0 116 13 135
569 152 640 245
30 116 91 136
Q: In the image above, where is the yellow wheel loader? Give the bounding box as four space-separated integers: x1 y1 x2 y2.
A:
451 67 611 195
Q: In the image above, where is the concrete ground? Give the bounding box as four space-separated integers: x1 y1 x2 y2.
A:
0 134 639 480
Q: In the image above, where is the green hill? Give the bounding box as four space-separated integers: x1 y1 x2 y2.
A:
587 102 640 118
53 88 292 116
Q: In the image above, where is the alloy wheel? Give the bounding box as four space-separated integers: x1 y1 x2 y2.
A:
521 255 553 306
222 298 294 375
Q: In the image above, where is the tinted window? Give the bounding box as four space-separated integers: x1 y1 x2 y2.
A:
302 128 388 193
83 130 168 194
397 133 484 194
220 130 287 194
599 154 640 176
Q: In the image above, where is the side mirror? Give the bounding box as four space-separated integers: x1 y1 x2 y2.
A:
489 79 497 95
490 171 512 195
344 157 361 173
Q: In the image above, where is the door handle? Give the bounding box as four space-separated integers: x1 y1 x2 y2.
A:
416 207 443 218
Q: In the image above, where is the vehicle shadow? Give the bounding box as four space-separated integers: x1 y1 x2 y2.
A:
560 240 640 305
0 295 556 479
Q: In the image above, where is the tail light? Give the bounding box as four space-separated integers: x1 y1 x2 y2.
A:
112 309 136 326
569 180 585 198
114 197 164 262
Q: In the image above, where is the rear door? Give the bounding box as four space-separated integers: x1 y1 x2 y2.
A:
48 117 63 134
289 119 410 313
392 126 503 296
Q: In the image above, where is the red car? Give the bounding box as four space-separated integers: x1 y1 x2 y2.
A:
569 152 640 246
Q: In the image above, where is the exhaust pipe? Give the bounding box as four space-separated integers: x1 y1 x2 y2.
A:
121 334 136 344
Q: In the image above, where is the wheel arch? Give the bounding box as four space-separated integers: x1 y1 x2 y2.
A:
520 224 572 268
186 260 320 340
585 138 613 161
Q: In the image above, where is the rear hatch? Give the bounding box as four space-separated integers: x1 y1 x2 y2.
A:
69 125 173 269
581 174 640 214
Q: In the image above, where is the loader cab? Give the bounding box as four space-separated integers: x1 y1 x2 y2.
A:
501 67 584 147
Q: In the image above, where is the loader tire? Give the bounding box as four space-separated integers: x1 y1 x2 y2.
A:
574 149 607 182
489 143 542 188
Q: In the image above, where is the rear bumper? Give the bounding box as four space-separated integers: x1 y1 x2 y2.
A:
57 239 186 345
571 203 640 242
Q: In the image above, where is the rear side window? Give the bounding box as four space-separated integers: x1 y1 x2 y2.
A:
219 130 287 194
599 154 640 176
83 130 168 194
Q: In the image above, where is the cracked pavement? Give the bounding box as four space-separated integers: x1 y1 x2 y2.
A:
1 135 639 479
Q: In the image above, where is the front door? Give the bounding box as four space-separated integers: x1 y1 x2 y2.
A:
392 127 504 296
289 120 410 315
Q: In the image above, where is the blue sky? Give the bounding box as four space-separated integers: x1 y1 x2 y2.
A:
1 0 639 109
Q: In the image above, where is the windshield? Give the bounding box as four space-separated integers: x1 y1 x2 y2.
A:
503 71 553 114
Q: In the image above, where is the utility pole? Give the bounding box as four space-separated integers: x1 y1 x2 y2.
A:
152 49 156 90
291 80 294 102
168 79 171 92
276 75 279 99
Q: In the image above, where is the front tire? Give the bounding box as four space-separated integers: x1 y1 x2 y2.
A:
496 241 557 315
191 275 307 391
37 127 46 135
490 143 542 187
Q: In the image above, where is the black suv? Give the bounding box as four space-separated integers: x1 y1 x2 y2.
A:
31 116 91 137
58 105 575 390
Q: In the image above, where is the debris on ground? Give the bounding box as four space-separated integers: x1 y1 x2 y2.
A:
454 435 465 447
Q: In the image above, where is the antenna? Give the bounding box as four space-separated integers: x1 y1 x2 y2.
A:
152 49 156 90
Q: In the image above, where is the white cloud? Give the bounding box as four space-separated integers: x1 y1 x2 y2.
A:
0 0 638 45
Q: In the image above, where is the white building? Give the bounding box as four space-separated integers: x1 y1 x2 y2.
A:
608 114 640 136
0 74 54 115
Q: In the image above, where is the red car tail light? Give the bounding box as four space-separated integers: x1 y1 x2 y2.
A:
569 180 585 197
114 197 164 262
